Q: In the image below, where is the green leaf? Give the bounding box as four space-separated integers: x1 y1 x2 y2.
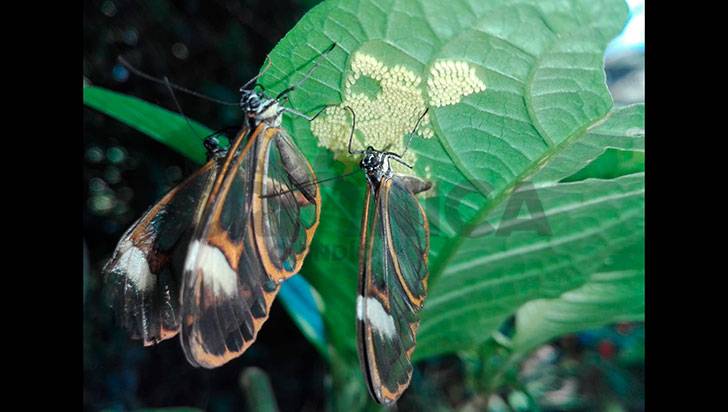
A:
510 269 644 355
277 275 328 359
83 85 209 164
239 367 281 412
415 172 643 358
562 148 644 182
83 85 329 357
256 0 640 366
535 104 644 183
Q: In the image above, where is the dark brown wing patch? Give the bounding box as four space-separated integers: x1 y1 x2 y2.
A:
104 159 219 345
180 225 280 368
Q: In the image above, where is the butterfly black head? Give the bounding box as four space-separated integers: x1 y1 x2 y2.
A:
360 147 381 171
240 89 262 112
239 87 282 129
360 147 396 188
203 135 227 159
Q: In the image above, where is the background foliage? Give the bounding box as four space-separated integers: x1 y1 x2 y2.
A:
83 0 644 410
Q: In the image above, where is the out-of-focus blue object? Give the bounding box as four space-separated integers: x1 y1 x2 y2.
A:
279 275 328 359
606 0 644 58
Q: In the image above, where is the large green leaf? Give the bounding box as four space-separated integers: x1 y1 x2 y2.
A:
255 0 642 367
413 105 644 359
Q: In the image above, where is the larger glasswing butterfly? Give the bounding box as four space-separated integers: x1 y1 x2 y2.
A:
103 44 334 368
344 107 432 404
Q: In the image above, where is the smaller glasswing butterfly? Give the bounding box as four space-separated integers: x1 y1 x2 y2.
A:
103 44 335 368
344 107 432 404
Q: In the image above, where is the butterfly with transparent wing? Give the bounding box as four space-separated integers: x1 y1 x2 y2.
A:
103 44 335 368
344 107 432 404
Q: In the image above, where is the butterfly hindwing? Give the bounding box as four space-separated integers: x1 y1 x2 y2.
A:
357 174 430 404
103 159 220 346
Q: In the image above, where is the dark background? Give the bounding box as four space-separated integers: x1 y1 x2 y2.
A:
83 1 327 411
83 1 644 411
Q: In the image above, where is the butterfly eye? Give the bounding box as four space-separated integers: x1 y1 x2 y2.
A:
249 95 260 109
203 136 219 152
239 90 261 110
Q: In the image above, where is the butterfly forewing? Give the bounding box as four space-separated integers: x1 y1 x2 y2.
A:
357 174 430 404
252 128 321 281
103 159 220 346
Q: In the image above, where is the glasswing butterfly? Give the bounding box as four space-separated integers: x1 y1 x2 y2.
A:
103 45 334 368
345 107 432 404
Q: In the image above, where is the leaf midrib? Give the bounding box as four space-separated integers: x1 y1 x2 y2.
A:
422 204 642 324
442 184 643 276
427 103 619 290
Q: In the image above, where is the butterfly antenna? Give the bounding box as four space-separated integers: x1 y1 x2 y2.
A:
160 76 205 142
275 43 337 100
162 77 238 153
118 56 238 106
259 169 364 198
343 106 363 155
240 56 273 91
284 104 336 122
401 108 429 158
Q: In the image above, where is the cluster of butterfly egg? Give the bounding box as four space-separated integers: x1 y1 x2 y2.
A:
104 46 431 405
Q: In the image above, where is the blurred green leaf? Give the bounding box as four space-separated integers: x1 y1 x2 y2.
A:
83 85 209 164
239 367 280 412
83 239 89 306
136 409 202 412
511 269 644 356
278 275 328 359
